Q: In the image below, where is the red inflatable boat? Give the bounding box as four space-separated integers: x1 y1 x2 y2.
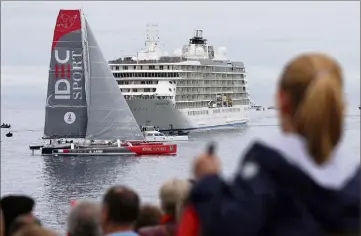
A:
125 141 177 155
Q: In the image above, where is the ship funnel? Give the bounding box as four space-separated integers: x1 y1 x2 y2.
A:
194 29 203 38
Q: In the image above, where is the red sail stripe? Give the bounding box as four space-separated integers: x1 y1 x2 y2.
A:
67 64 70 78
55 64 59 78
51 10 81 50
61 64 65 78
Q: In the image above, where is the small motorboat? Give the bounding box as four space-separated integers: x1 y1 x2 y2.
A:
141 125 188 142
144 130 188 142
5 132 13 137
1 123 11 129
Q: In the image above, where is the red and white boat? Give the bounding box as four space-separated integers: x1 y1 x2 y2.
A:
31 9 177 157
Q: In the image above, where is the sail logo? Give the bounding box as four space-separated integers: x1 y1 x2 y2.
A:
64 112 76 124
54 49 84 100
57 14 78 30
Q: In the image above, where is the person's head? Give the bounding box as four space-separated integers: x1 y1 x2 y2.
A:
159 178 191 221
276 52 344 164
1 208 4 236
0 195 35 236
12 225 55 236
67 201 101 236
134 204 162 231
8 215 39 236
101 186 140 232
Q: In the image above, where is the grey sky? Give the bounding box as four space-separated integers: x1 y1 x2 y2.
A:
1 1 360 105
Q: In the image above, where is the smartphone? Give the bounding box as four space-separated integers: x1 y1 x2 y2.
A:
207 142 216 155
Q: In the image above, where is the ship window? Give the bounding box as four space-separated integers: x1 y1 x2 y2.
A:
169 81 172 84
141 81 145 84
123 66 128 70
155 73 158 78
167 65 170 70
133 89 138 92
160 65 164 70
169 88 172 92
133 65 136 69
140 66 143 70
115 66 119 70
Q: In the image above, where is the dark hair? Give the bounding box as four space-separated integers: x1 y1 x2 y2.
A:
134 204 162 231
0 195 35 236
103 185 140 225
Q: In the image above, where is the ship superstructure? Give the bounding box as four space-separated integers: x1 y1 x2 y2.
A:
108 24 250 131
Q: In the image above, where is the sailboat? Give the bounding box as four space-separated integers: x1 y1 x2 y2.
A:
30 9 177 156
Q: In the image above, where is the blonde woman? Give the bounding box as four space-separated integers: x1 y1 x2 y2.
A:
177 53 360 236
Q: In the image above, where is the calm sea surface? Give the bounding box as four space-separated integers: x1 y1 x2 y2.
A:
1 104 360 233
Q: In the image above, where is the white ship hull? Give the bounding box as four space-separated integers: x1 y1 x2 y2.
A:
126 99 249 131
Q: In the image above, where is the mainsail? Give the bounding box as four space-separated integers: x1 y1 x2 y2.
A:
44 9 144 140
44 9 87 139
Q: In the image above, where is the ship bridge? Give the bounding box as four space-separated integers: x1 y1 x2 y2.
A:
182 30 215 60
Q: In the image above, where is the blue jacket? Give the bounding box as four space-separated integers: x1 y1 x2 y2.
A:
189 133 360 236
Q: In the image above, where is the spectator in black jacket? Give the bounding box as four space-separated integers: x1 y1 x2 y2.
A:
181 52 360 236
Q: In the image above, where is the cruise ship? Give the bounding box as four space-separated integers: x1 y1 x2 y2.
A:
108 24 250 131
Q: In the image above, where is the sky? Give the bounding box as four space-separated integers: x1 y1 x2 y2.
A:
1 1 360 107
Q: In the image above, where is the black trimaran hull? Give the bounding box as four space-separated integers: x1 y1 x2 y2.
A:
52 147 135 156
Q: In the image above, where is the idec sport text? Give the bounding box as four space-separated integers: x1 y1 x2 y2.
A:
54 49 83 100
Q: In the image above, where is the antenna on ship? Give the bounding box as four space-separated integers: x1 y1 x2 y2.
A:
145 23 159 53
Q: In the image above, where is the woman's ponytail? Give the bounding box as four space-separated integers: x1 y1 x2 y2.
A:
279 53 344 164
295 72 344 164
